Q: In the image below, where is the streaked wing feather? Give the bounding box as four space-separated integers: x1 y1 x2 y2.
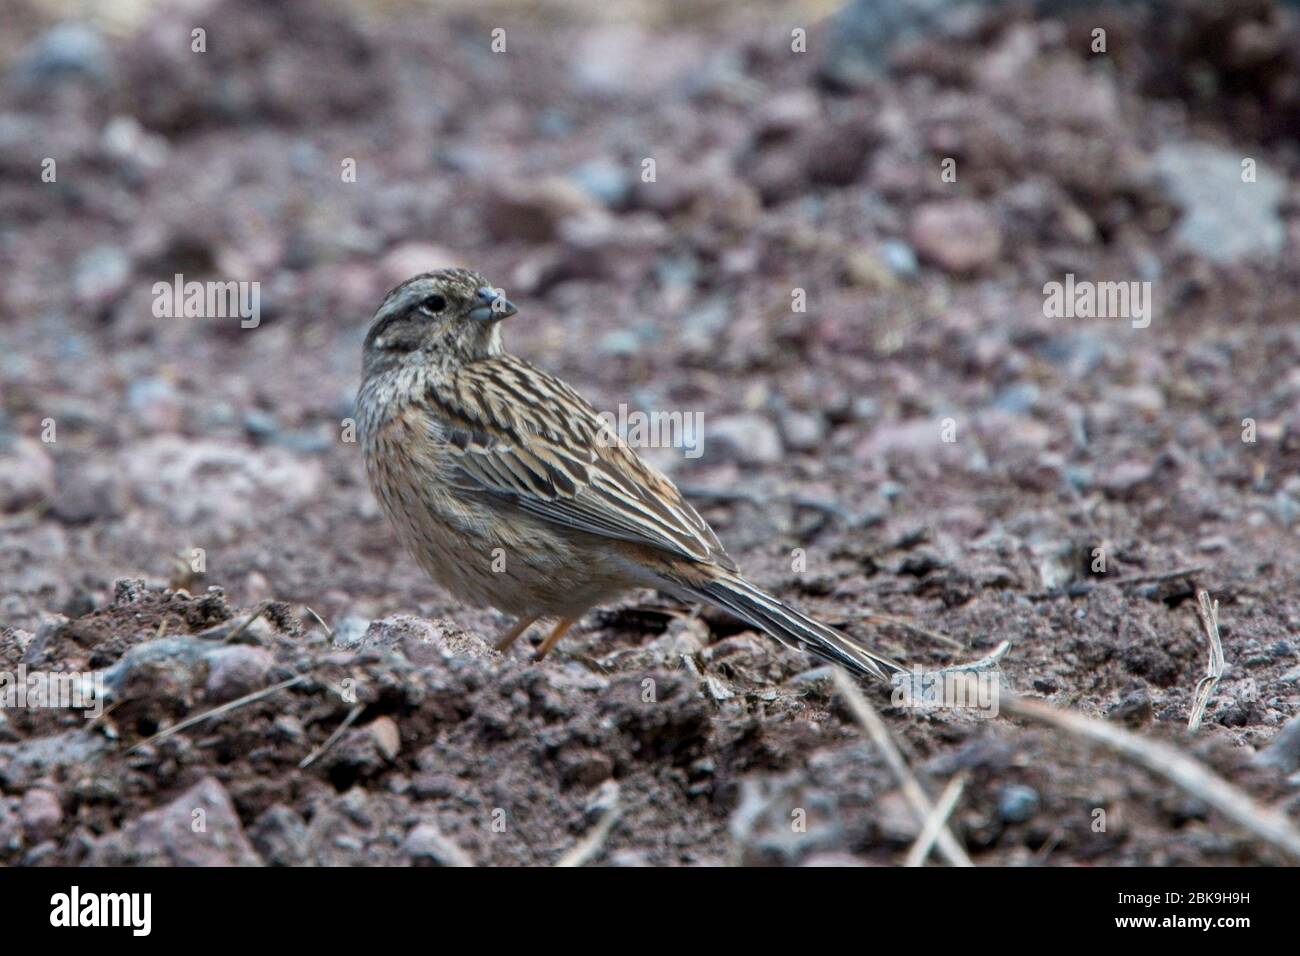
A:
422 356 735 571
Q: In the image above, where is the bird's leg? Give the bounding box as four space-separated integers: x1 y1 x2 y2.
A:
495 614 539 652
533 617 577 661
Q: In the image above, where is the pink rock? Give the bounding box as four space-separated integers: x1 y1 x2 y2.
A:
120 437 323 535
85 777 261 866
482 177 599 242
0 437 54 513
204 645 275 703
379 243 467 289
909 200 1003 274
20 788 62 842
708 414 784 466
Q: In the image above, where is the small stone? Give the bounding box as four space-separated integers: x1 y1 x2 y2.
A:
73 246 132 311
1197 535 1230 553
402 822 473 867
874 788 921 842
708 414 783 466
1039 333 1106 379
1065 466 1093 492
242 570 274 604
598 330 641 357
330 616 370 648
367 716 401 761
1257 714 1300 773
1115 385 1165 417
85 777 261 865
120 437 323 533
203 645 275 703
20 789 62 842
249 804 310 866
14 22 112 89
755 90 821 141
779 411 826 453
801 119 875 186
842 248 897 290
559 748 614 787
361 614 492 664
878 239 919 279
412 773 468 800
856 419 947 462
607 849 652 866
819 0 965 89
990 383 1039 414
729 772 844 865
680 298 730 353
1152 142 1285 264
570 160 630 207
909 200 1002 274
1100 461 1155 499
1110 684 1153 726
101 115 169 173
482 177 599 242
0 437 54 513
802 852 871 866
273 714 305 741
242 409 279 439
128 378 182 433
997 784 1040 823
569 25 704 97
60 588 98 619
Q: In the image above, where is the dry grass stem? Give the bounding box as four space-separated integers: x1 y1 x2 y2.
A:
1188 589 1224 733
833 668 974 867
128 674 308 754
904 771 969 867
1002 693 1300 861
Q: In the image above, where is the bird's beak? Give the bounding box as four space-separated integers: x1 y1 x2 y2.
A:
468 286 517 322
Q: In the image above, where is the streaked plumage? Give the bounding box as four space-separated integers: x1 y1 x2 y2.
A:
357 269 903 682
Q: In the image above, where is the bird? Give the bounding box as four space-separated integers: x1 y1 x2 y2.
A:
356 268 905 683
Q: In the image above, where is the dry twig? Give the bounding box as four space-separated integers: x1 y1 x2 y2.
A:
303 605 334 640
128 674 307 754
299 703 365 769
904 771 968 868
833 669 974 867
1187 589 1224 733
556 792 622 868
1001 693 1300 861
224 602 270 643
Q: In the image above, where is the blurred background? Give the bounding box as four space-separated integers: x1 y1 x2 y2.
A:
2 0 1300 865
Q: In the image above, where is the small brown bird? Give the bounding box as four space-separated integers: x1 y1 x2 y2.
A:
356 269 903 682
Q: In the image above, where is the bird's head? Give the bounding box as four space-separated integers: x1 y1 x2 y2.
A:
362 269 517 377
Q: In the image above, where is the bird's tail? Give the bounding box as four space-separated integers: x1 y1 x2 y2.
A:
685 573 905 683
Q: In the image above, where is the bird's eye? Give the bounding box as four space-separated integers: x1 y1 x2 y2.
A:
419 294 447 314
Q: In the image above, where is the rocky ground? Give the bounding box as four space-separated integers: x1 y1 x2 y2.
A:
2 0 1300 865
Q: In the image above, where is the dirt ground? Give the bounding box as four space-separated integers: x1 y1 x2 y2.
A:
2 0 1300 866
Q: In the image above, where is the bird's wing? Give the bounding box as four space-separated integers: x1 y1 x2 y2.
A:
419 355 737 571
